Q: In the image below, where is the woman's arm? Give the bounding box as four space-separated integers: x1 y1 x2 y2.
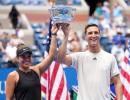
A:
6 72 17 100
35 24 58 75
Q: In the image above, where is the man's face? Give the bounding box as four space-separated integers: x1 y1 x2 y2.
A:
85 26 100 47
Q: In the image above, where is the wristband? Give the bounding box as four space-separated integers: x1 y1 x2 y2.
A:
52 33 57 36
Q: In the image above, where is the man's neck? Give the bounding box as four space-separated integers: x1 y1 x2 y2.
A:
88 46 101 53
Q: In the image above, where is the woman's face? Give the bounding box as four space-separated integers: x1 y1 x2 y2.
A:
18 53 32 69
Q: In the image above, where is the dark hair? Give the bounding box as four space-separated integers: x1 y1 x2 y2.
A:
84 24 100 34
16 43 32 57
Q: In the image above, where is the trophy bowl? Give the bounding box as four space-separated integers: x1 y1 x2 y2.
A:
49 5 76 24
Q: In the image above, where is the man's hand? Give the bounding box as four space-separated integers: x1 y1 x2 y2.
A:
61 23 71 37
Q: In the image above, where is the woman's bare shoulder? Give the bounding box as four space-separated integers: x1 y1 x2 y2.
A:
7 70 19 82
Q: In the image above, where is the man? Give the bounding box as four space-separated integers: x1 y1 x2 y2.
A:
57 24 122 100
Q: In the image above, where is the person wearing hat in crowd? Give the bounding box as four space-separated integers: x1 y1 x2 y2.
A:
6 24 58 100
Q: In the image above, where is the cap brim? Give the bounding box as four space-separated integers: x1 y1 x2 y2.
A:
18 48 32 56
19 51 32 56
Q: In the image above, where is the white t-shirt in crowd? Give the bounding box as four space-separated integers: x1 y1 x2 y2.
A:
70 49 119 100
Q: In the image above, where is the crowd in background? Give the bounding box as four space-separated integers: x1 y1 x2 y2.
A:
0 0 130 70
0 0 81 5
87 1 130 69
125 0 130 5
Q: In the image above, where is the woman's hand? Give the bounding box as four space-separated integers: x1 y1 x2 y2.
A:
51 24 60 35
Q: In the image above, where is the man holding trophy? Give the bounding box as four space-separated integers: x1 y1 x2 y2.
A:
51 5 122 100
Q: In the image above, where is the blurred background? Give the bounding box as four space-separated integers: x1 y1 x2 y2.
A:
0 0 130 99
0 0 130 69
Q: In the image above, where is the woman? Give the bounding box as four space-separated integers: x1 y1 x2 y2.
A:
8 5 20 29
6 24 59 100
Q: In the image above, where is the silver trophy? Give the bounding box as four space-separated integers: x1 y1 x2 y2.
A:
49 5 76 24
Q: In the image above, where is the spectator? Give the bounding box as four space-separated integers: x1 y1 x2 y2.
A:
102 1 111 23
112 3 123 26
5 39 18 67
87 14 99 25
94 2 103 19
8 5 20 29
0 41 6 68
68 31 81 53
0 32 10 49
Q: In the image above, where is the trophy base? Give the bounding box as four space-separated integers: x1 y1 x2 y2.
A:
52 20 71 24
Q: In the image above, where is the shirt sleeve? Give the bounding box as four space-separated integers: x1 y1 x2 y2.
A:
111 55 120 78
69 52 79 71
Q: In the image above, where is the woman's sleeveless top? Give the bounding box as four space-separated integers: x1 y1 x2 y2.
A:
14 69 41 100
